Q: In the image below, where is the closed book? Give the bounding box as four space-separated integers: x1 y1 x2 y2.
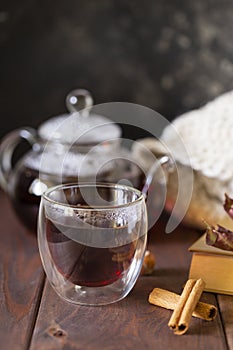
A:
188 234 233 295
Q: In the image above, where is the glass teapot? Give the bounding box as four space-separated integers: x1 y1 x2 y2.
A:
0 89 150 232
0 89 174 234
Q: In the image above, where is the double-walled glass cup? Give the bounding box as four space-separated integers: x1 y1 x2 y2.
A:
38 183 148 305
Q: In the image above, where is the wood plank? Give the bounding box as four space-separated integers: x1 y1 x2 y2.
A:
217 294 233 349
30 276 227 350
30 219 228 350
0 191 44 350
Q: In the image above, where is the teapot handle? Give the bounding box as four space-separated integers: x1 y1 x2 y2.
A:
0 127 38 191
142 155 175 197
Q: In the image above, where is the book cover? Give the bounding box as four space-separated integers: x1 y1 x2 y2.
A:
188 234 233 295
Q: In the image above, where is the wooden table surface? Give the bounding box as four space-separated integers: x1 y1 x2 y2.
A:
0 190 232 350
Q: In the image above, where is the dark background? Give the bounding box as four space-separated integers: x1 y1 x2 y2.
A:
1 0 233 140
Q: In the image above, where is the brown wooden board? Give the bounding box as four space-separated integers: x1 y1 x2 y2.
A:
0 192 44 350
30 220 228 350
217 294 233 350
0 191 230 350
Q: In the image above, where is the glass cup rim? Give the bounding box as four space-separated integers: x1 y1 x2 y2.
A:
42 182 145 210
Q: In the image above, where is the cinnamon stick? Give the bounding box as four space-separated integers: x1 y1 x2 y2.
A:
149 288 217 321
141 250 156 275
168 278 205 335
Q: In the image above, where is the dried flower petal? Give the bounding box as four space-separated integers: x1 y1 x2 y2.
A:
223 193 233 220
205 224 233 252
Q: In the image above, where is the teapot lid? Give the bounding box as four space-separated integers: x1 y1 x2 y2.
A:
38 89 121 145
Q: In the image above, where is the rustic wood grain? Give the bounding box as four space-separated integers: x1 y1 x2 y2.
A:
30 278 227 350
0 191 230 350
29 220 228 350
0 191 44 350
217 294 233 350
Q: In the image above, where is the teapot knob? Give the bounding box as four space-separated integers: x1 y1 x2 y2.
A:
65 89 94 117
